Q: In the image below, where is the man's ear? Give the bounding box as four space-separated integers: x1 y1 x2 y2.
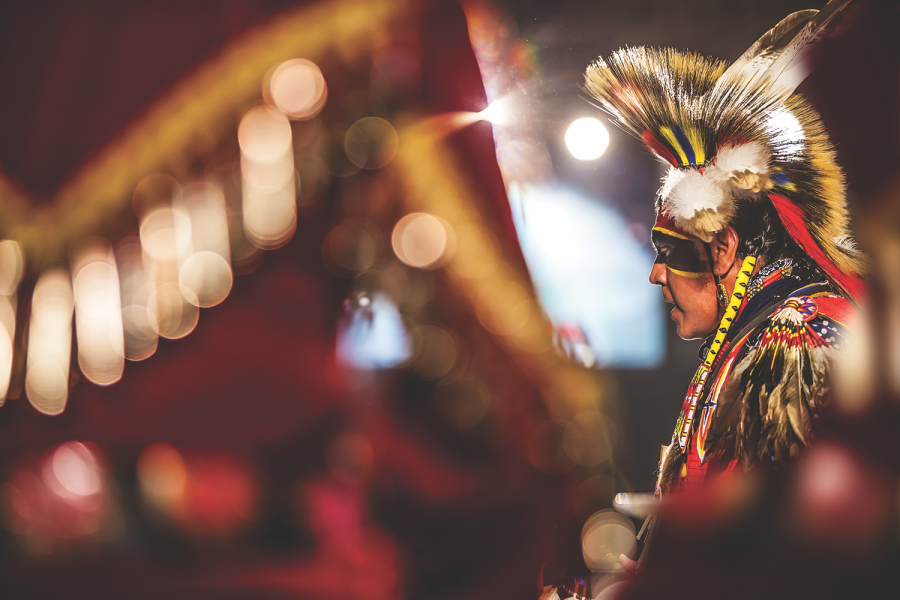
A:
709 226 739 277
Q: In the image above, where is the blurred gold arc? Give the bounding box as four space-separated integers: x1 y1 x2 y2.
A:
0 0 409 270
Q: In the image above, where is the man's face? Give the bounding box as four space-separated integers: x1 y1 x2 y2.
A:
649 227 719 340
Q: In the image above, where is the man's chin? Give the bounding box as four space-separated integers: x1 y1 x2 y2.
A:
671 308 703 340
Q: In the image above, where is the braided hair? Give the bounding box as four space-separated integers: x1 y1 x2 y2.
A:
728 199 804 265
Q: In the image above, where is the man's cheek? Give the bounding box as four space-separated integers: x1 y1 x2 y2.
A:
667 268 712 293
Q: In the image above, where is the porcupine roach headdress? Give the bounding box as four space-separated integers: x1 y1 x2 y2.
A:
584 0 866 303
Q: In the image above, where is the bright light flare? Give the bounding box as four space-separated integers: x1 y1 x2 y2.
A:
72 238 125 386
239 106 297 249
391 212 455 269
479 98 511 126
26 269 74 415
565 118 609 160
266 58 327 120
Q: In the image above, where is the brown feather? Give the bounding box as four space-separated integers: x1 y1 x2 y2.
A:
657 440 684 494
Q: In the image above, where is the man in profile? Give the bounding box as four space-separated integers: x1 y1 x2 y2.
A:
583 0 863 497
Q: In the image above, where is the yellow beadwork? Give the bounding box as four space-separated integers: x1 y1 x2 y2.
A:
703 254 756 368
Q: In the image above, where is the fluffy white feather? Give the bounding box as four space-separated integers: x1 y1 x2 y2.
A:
660 142 772 240
707 142 773 197
712 142 770 179
663 169 733 241
659 167 685 200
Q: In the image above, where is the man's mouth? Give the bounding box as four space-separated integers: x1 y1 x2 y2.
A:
661 289 682 316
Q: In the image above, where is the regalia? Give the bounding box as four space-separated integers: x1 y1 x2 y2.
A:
583 0 865 492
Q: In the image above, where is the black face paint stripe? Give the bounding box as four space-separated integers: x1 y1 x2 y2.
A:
651 228 710 274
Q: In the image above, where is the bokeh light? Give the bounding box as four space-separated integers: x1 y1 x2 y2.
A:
179 251 232 308
344 117 399 170
132 173 182 221
45 441 102 498
139 206 192 264
3 441 121 554
239 106 297 249
336 292 411 370
148 282 199 340
0 239 21 404
565 117 609 160
0 239 24 295
179 182 233 307
25 269 74 415
71 237 125 386
563 411 617 467
267 58 328 120
137 443 187 516
137 444 257 538
115 238 159 361
391 212 454 269
581 509 637 573
794 442 890 549
324 220 380 275
411 324 459 380
0 293 16 403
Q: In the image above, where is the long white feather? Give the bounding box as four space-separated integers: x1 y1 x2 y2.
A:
722 9 818 86
760 0 854 94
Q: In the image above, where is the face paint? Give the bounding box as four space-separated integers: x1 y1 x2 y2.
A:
651 227 710 276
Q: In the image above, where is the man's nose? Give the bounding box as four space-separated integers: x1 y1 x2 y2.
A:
649 262 667 286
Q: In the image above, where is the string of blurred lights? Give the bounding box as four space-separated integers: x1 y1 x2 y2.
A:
0 0 408 413
0 0 610 435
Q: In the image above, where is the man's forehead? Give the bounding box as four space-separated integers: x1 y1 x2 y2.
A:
653 211 698 242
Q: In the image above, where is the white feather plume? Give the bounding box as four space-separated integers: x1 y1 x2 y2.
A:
663 169 731 241
713 142 770 178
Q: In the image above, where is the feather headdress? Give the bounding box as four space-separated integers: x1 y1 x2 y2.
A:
584 0 865 302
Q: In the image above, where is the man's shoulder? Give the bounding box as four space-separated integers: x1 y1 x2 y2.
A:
703 290 857 466
743 291 857 353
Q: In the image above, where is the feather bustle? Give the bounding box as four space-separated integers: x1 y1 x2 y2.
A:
707 320 839 468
